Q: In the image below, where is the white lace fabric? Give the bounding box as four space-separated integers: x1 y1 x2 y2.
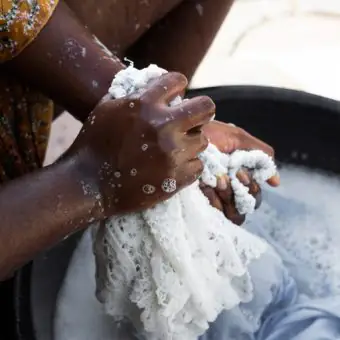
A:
93 65 277 340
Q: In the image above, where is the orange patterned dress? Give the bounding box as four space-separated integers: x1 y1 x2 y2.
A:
0 0 58 182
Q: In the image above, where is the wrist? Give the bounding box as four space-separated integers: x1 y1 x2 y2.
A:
67 150 106 220
56 154 105 225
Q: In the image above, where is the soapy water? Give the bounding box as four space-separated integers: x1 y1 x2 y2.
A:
247 165 340 298
54 164 340 340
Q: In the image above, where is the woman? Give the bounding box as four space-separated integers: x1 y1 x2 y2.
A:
0 0 278 280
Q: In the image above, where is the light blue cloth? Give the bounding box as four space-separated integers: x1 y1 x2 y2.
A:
199 191 340 340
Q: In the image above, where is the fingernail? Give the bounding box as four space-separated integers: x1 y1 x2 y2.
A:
217 175 228 190
272 172 280 185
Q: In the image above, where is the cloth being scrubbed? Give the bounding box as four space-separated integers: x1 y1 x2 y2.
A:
93 64 277 340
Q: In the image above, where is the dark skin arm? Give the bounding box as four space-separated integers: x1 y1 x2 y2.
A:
128 0 235 80
0 158 101 279
0 73 215 280
8 1 125 122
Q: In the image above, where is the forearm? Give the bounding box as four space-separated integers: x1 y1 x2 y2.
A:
128 0 234 80
0 157 101 280
8 1 125 122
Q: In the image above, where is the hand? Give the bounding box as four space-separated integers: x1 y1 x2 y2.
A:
68 72 215 217
200 121 279 225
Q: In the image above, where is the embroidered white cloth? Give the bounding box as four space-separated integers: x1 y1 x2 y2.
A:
93 65 277 340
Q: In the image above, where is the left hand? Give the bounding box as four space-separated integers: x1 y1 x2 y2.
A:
200 121 280 225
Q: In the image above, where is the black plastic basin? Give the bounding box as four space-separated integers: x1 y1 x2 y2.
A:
11 85 340 340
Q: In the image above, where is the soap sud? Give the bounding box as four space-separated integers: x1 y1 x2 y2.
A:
247 165 340 299
196 3 204 16
93 35 114 58
161 178 177 193
87 65 276 340
142 184 156 195
141 144 148 151
131 169 138 176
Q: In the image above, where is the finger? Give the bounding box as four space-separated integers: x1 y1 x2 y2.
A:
169 96 215 132
142 72 188 104
237 170 262 209
181 133 209 160
176 158 203 189
267 173 280 187
223 200 246 226
199 185 224 211
216 180 233 205
215 180 246 225
248 180 262 209
238 128 275 157
216 175 228 191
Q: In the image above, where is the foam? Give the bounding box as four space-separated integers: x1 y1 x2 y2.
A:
248 165 340 298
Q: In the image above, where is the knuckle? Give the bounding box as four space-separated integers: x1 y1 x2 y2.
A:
268 145 275 158
235 127 246 137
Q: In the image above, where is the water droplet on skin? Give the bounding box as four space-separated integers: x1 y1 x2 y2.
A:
141 144 148 151
114 171 121 178
142 184 156 195
196 3 204 16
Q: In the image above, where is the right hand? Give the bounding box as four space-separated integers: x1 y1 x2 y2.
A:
69 72 215 217
200 121 279 225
